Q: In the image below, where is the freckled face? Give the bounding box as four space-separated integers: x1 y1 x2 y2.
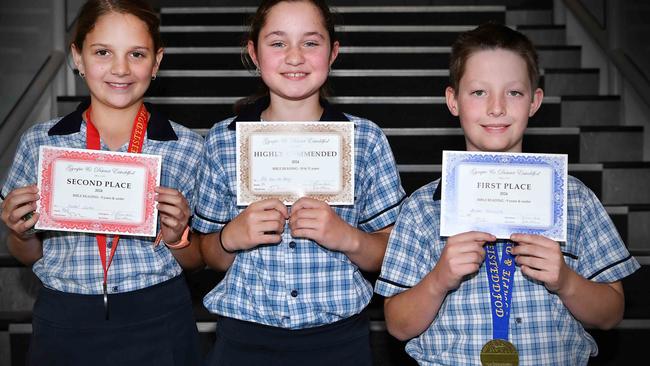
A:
247 1 338 104
446 49 543 153
72 12 162 111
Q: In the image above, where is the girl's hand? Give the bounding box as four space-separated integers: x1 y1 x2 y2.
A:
1 185 40 238
155 187 191 245
221 199 288 252
433 231 495 292
510 233 568 293
288 197 355 252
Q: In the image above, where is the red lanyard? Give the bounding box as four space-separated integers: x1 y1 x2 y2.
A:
85 104 149 301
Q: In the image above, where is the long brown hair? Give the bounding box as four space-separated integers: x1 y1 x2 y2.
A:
234 0 338 114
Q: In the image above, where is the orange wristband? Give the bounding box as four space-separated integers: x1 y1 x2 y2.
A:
155 226 191 250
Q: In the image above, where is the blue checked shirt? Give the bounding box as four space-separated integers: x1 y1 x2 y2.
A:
375 177 640 366
192 99 406 329
0 101 204 295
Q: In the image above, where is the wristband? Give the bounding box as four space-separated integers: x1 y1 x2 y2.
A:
165 226 191 250
219 221 236 254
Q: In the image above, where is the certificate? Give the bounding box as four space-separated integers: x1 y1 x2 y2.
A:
35 146 162 236
236 121 354 205
440 150 567 241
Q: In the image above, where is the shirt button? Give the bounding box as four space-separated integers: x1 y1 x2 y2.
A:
289 241 296 249
107 242 112 248
112 286 119 293
290 290 298 297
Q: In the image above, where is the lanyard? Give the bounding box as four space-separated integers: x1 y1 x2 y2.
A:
485 241 516 340
85 104 148 318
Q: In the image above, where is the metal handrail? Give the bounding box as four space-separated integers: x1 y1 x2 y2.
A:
0 51 65 158
563 0 650 109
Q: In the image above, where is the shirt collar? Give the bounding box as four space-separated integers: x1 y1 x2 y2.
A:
433 182 442 201
228 96 350 130
48 99 178 141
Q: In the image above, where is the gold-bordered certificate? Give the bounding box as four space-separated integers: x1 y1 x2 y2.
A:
236 121 354 205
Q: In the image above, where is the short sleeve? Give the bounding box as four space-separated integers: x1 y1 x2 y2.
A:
375 188 437 297
356 126 405 232
1 127 40 199
191 125 236 234
571 179 639 282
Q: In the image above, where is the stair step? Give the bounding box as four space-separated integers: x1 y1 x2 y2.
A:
561 96 622 126
58 95 562 129
161 26 474 47
544 69 600 96
160 5 506 26
505 8 553 25
161 45 581 70
517 25 566 45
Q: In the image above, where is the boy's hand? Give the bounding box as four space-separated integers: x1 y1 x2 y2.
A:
433 231 495 292
289 197 355 252
222 199 288 251
155 187 191 244
510 233 569 293
1 185 40 238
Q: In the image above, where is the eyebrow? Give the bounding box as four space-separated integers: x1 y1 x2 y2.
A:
263 31 325 39
89 43 151 50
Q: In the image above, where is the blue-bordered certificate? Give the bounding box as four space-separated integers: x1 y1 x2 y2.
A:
440 150 568 241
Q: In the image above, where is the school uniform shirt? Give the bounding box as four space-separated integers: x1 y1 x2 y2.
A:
375 177 640 366
0 100 204 295
192 98 406 329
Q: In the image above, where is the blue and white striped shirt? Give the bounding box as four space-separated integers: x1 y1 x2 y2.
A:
192 99 406 329
375 177 640 365
1 101 204 295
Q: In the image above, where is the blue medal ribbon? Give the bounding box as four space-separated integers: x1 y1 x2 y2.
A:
485 241 516 340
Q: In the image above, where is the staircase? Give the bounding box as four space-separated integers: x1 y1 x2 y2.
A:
3 1 650 365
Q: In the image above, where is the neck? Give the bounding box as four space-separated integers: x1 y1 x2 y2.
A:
87 100 145 150
262 94 323 121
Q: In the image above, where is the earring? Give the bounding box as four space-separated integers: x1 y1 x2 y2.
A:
79 71 85 78
151 74 157 80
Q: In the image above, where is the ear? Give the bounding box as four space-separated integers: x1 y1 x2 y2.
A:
528 88 544 117
329 40 340 67
153 47 164 75
71 44 84 75
445 86 459 117
247 40 259 68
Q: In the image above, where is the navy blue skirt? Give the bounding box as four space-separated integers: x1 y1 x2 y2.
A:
28 275 202 366
205 312 372 366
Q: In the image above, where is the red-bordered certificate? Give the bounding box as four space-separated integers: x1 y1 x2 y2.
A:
35 146 161 236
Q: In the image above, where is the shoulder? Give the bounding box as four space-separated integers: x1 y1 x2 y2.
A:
344 113 384 136
204 117 237 144
399 180 441 222
567 175 598 204
168 120 204 146
18 117 66 146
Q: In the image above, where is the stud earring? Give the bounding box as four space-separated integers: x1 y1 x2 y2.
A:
151 74 157 80
79 71 85 78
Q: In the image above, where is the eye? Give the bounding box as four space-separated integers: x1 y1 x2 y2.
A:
270 41 285 48
471 90 486 97
304 40 319 47
95 49 110 56
508 90 524 97
130 51 146 58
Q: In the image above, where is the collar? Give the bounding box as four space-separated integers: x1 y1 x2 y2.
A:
433 182 442 201
228 96 350 130
48 99 178 141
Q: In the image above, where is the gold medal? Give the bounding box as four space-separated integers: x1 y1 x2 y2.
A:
480 339 519 366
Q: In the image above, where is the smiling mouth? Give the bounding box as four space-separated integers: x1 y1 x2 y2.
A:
481 124 510 131
106 82 132 89
282 72 307 79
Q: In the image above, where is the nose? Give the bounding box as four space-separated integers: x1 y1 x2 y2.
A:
285 46 305 66
111 56 130 76
488 93 506 117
